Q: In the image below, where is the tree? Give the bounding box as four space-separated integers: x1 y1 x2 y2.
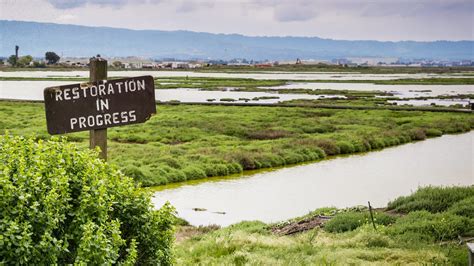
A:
17 55 33 67
45 51 60 64
0 135 175 264
7 55 17 66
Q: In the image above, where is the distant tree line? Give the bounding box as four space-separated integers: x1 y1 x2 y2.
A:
4 50 60 68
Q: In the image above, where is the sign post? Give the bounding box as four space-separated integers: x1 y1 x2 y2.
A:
43 59 156 161
89 57 108 160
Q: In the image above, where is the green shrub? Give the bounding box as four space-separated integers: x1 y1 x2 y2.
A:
231 151 258 170
388 211 469 242
408 128 427 140
164 169 187 183
227 162 243 174
324 212 365 233
336 141 355 154
367 138 386 149
324 211 396 233
425 128 443 137
387 186 474 213
314 139 340 155
447 196 474 218
0 135 175 264
182 166 207 180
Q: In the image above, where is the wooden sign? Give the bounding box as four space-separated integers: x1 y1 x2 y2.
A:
44 75 156 135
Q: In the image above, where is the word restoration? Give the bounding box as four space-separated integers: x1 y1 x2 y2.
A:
44 75 156 134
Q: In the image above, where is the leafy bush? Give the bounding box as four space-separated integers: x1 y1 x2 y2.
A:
324 211 396 233
314 139 340 155
387 186 474 213
324 212 365 233
336 141 355 154
387 211 469 242
0 135 175 264
408 128 427 140
182 166 207 180
425 128 442 137
447 196 474 218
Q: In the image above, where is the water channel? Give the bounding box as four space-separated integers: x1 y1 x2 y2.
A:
151 132 473 226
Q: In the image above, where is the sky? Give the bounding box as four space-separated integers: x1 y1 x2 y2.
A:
0 0 473 41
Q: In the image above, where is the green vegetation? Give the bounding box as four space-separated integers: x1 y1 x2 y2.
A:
45 51 61 65
175 186 473 265
324 211 396 233
0 101 472 187
0 135 175 264
387 186 474 213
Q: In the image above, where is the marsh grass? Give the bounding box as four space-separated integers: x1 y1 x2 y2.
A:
387 186 474 213
0 101 472 186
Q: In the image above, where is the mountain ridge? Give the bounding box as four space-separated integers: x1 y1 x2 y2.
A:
1 20 472 60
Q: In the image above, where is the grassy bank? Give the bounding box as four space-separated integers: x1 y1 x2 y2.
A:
174 186 474 265
1 101 472 186
2 75 474 85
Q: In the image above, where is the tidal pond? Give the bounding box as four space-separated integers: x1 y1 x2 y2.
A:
0 81 342 103
152 132 474 226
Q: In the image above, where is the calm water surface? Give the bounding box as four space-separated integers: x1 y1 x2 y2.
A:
1 80 471 106
152 132 473 226
264 82 474 98
0 81 341 103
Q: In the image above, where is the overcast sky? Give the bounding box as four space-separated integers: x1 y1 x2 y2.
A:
1 0 473 41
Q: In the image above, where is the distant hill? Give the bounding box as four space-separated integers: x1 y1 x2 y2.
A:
0 20 472 61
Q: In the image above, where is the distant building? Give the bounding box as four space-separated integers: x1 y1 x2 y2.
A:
59 57 89 67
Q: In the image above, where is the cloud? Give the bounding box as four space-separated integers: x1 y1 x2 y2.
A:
176 1 214 13
273 4 317 22
247 0 474 22
56 14 78 21
246 0 318 22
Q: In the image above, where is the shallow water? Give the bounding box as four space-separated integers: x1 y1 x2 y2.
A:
0 81 342 103
1 80 471 105
155 89 343 103
264 82 474 98
151 132 474 226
